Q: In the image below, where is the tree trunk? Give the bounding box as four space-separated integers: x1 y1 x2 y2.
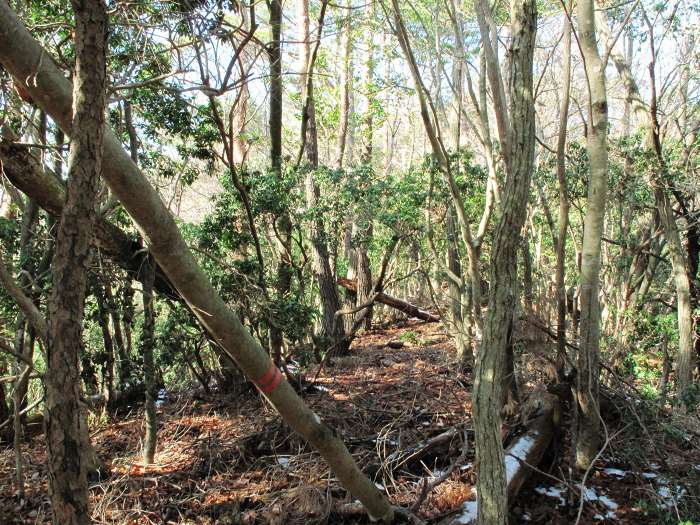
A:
141 256 157 464
555 1 572 378
356 223 373 331
120 279 134 383
104 280 127 389
335 1 352 168
298 0 318 166
267 0 291 364
43 0 107 522
575 0 608 470
447 205 472 364
473 0 537 523
361 0 375 165
0 4 394 521
298 0 346 353
94 280 115 403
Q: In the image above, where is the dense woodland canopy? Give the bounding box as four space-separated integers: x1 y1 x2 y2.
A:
0 0 698 523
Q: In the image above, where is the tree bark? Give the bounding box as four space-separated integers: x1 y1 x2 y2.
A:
267 0 291 363
447 205 472 364
0 3 393 521
140 256 157 464
94 280 115 403
555 1 572 378
335 1 352 168
575 0 608 470
104 280 127 388
473 0 537 522
44 0 107 522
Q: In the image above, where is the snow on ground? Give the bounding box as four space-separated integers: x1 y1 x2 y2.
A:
535 485 566 506
505 433 537 481
600 467 627 478
453 500 478 524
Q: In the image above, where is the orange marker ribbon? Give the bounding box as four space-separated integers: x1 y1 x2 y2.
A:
254 363 282 394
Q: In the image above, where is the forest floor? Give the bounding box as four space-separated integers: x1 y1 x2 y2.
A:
1 320 699 524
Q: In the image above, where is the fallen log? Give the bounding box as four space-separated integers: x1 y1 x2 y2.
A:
337 277 440 322
440 391 561 525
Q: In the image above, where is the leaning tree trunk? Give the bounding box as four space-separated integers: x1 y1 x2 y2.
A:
43 0 107 522
575 0 608 470
472 0 536 523
0 3 394 521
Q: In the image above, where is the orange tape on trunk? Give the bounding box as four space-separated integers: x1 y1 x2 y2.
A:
254 364 282 394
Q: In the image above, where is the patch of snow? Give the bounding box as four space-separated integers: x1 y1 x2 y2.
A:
593 512 616 521
313 385 329 392
535 485 566 506
655 479 686 509
428 468 449 482
155 388 167 407
582 486 618 519
694 465 700 472
374 482 385 491
601 467 627 478
505 434 536 482
276 456 290 468
642 472 658 479
522 513 531 522
599 495 619 511
460 462 473 471
453 500 478 524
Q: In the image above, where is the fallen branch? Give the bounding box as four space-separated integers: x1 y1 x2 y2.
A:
440 391 561 525
337 277 440 322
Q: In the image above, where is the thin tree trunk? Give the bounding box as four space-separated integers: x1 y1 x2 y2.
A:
555 1 572 378
141 256 157 464
335 1 352 168
94 280 115 403
447 205 472 364
268 0 291 363
298 0 347 353
11 195 38 498
361 0 375 165
44 0 107 522
472 0 537 522
120 279 134 382
104 281 127 388
575 0 608 470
